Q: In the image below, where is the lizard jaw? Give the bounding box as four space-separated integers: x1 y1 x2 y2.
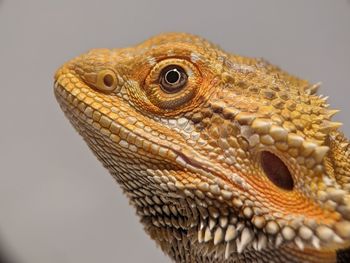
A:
54 77 350 257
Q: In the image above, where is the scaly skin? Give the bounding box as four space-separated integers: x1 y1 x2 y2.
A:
54 33 350 263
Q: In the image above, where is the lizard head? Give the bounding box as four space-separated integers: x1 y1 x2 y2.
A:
54 33 350 262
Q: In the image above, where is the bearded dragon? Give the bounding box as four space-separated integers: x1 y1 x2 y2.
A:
54 33 350 262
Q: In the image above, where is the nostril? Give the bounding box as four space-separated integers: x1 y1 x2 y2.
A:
260 151 294 190
95 69 118 92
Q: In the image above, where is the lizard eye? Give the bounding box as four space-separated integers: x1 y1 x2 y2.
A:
144 58 201 110
260 151 294 190
160 65 188 93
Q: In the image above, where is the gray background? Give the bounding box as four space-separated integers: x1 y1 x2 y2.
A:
0 0 349 262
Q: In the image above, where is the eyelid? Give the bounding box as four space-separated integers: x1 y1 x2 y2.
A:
148 58 198 82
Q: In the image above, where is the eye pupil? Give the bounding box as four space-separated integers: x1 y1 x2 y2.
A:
165 69 181 84
103 74 114 87
160 65 187 93
260 151 294 190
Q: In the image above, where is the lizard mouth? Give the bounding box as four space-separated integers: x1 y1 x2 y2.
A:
54 80 247 191
54 78 254 198
53 77 243 181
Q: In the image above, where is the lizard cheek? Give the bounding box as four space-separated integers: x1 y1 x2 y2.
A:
260 151 294 191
